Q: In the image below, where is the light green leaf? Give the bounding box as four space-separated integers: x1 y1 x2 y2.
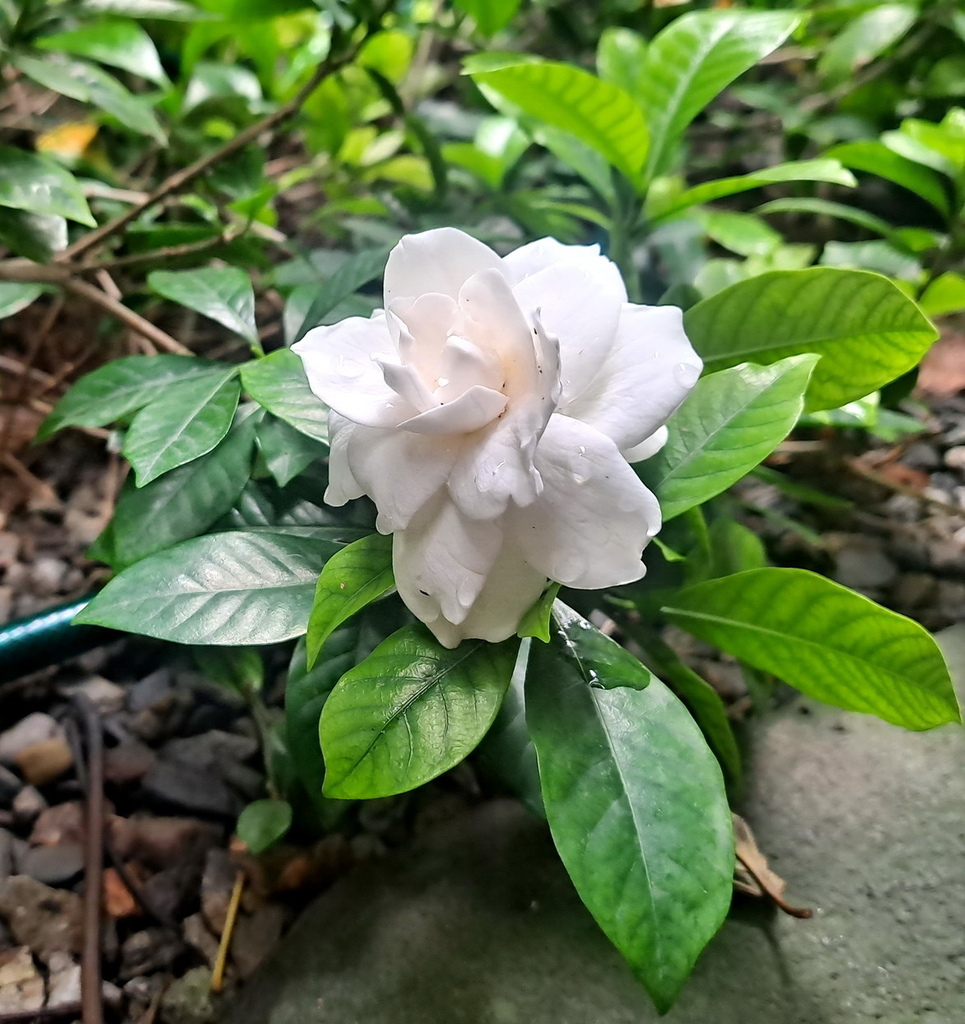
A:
664 568 961 731
122 367 241 485
517 583 561 643
241 349 329 444
0 208 67 262
683 268 938 411
756 197 894 239
641 356 817 521
0 282 43 320
825 141 950 215
12 54 166 144
818 3 917 85
0 146 95 226
74 530 339 645
921 273 965 318
306 533 395 668
236 800 292 854
81 0 208 18
38 355 225 440
639 10 800 180
256 415 326 487
453 0 520 36
468 57 649 181
320 625 518 799
291 247 388 343
37 20 168 85
653 159 857 220
596 27 647 104
697 209 782 257
526 603 733 1013
108 407 258 567
148 268 258 348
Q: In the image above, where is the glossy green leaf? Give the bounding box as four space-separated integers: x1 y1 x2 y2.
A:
818 3 917 84
320 626 518 799
108 408 258 567
468 57 649 181
75 530 339 645
639 11 800 180
526 603 733 1013
825 141 950 215
684 269 938 411
453 0 520 36
241 348 329 444
664 568 961 731
12 54 166 144
0 207 67 262
256 415 327 487
37 21 168 85
0 146 95 226
123 368 240 485
236 800 292 854
38 355 224 440
195 645 264 694
148 268 258 348
0 283 43 320
654 159 857 220
596 28 647 104
921 273 965 317
306 533 395 668
291 247 388 343
82 0 208 18
641 356 817 521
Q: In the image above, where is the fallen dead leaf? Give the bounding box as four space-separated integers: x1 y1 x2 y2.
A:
917 329 965 397
733 813 812 919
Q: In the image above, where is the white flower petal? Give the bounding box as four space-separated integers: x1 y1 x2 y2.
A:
510 414 661 589
622 425 668 463
377 360 434 412
394 496 502 628
383 228 503 304
564 304 701 451
502 237 602 283
400 384 507 435
388 293 458 379
324 412 364 507
511 252 626 406
294 317 409 428
345 428 459 532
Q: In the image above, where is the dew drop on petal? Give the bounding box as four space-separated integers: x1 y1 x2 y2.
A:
674 361 700 388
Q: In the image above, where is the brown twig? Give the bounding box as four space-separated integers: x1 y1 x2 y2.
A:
85 232 235 272
72 695 105 1024
211 870 246 994
61 51 355 263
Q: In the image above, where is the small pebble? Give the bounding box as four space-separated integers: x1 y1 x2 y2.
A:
0 876 83 962
0 714 63 764
0 766 22 808
15 843 85 887
11 787 47 825
29 556 67 596
944 445 965 470
45 952 81 1008
62 676 127 715
0 946 44 1014
15 738 74 788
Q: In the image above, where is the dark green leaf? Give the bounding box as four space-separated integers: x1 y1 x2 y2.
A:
664 568 961 730
683 269 938 411
639 11 800 180
0 207 67 262
123 367 241 485
256 415 327 487
38 355 225 441
37 21 168 85
641 356 817 521
195 645 264 694
236 800 292 854
74 530 339 645
240 348 329 444
291 248 389 343
148 268 258 348
468 57 649 181
320 625 518 799
756 197 894 239
526 603 733 1013
0 146 95 226
0 282 43 320
306 533 395 669
109 406 258 567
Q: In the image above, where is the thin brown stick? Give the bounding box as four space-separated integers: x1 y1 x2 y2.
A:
85 231 234 272
211 871 245 994
61 52 354 263
63 279 190 355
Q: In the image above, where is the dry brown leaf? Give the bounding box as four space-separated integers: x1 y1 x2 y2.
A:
733 813 812 918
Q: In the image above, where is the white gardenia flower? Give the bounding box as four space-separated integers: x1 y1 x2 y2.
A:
293 228 702 648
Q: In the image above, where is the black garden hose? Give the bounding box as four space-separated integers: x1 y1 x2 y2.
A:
0 595 118 686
